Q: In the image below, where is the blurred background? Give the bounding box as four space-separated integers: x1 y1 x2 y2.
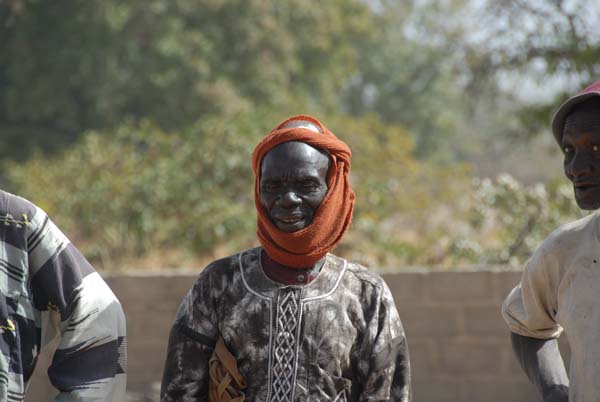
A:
2 0 599 271
3 0 600 401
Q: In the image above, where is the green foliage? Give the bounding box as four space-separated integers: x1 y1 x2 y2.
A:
467 0 600 138
3 0 594 270
6 112 475 269
5 114 585 270
0 0 375 160
6 114 267 265
0 0 117 159
342 2 465 159
450 174 586 266
327 114 474 266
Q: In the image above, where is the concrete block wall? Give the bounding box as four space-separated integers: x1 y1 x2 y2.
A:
26 267 568 402
387 269 544 402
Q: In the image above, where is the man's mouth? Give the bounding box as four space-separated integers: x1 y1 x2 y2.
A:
574 182 600 190
270 211 310 232
274 214 304 223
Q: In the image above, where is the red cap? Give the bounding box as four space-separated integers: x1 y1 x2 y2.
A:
551 81 600 145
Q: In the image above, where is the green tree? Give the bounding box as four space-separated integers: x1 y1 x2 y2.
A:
0 0 117 159
6 111 471 269
465 0 600 136
0 0 375 160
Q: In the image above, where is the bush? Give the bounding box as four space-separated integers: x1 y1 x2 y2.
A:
6 114 272 267
450 174 585 265
8 111 475 270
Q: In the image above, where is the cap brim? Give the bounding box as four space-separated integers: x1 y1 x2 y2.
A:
551 91 600 145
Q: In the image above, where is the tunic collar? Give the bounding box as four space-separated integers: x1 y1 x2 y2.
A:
238 247 347 301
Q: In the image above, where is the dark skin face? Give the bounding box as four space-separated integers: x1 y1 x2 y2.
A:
507 98 600 402
562 98 600 210
259 141 330 233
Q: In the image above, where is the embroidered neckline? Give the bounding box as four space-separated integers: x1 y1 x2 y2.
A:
238 248 347 300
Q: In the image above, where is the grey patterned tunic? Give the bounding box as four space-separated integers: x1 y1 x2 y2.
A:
161 247 411 402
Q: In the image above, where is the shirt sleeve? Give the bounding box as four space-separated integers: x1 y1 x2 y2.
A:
27 208 127 401
359 282 411 402
502 245 563 339
160 272 218 402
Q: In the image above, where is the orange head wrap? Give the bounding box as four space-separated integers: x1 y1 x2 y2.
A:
252 115 355 268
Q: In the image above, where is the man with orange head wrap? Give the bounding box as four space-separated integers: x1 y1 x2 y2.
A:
161 115 411 402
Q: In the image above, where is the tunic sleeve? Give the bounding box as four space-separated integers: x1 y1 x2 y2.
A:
502 246 563 339
27 208 127 401
161 272 219 402
359 282 411 402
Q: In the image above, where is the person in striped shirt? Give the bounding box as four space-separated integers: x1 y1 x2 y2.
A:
0 189 126 401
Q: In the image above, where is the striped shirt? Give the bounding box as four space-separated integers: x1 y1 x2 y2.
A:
0 190 126 401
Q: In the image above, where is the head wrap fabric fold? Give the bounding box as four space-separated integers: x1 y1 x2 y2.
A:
252 115 355 268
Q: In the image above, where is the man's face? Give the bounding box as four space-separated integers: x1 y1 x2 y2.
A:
259 141 330 232
562 98 600 210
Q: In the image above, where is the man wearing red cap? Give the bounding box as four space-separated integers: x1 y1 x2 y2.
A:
161 115 411 402
502 81 600 402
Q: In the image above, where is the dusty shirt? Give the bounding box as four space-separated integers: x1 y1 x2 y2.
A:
161 247 411 402
0 190 126 401
502 211 600 402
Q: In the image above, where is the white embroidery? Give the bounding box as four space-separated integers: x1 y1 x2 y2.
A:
237 250 351 402
239 250 271 301
303 260 347 302
270 288 302 402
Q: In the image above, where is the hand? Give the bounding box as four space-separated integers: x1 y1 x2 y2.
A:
542 385 569 402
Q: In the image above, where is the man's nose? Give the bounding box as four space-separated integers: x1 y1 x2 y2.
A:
279 191 302 207
566 152 595 179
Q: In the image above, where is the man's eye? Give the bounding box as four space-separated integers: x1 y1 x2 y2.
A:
263 182 279 190
563 146 573 154
302 182 319 190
